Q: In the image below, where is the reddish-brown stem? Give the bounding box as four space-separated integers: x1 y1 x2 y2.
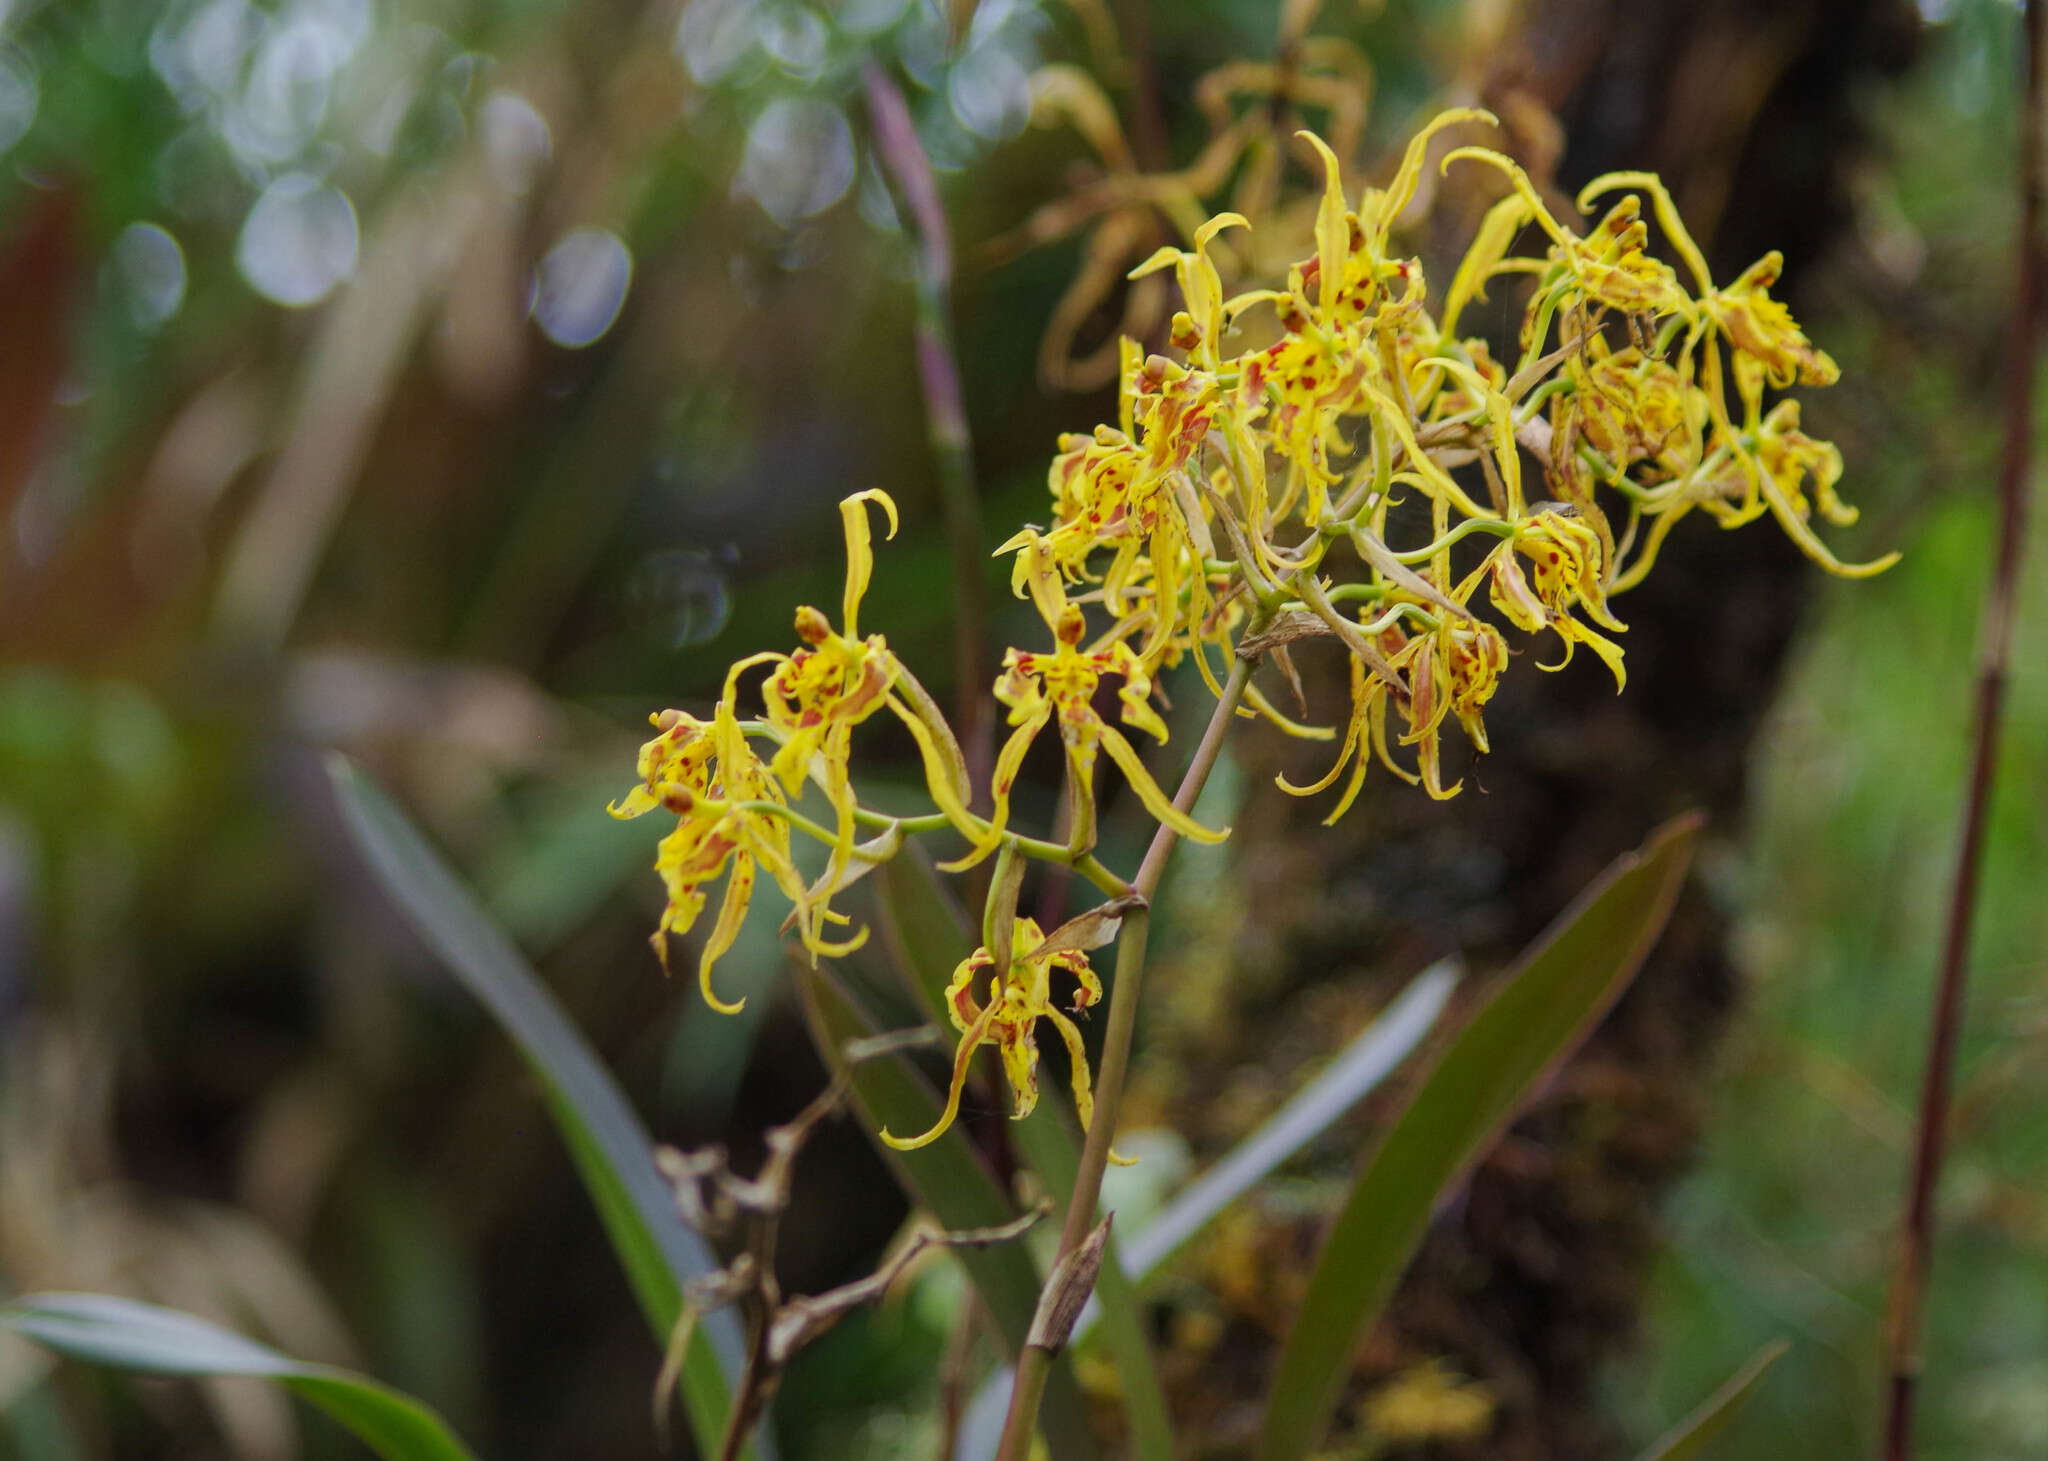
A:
863 65 994 800
1881 5 2043 1457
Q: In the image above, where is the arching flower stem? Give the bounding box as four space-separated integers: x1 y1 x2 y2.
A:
995 650 1256 1461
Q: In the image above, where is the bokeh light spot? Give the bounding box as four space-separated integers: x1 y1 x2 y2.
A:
947 43 1031 140
674 0 762 85
235 174 359 307
479 90 550 195
530 227 633 348
113 223 189 330
0 47 38 155
736 97 854 229
625 548 734 650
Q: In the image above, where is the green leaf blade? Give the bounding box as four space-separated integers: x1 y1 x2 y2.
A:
1632 1339 1788 1461
5 1295 478 1461
324 755 749 1461
1257 814 1703 1461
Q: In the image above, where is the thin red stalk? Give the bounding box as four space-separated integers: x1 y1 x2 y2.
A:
863 65 994 798
1881 5 2043 1457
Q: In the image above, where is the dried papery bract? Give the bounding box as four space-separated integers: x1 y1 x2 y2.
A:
651 1071 1047 1461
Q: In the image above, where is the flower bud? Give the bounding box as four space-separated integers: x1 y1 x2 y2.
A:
793 605 832 646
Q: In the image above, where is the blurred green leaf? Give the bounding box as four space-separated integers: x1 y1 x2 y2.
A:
1258 814 1703 1461
477 771 658 953
795 963 1099 1461
4 1294 476 1461
1633 1340 1788 1461
325 755 753 1461
1114 958 1459 1289
873 841 973 1009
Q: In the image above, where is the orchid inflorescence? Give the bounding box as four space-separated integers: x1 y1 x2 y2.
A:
612 109 1891 1155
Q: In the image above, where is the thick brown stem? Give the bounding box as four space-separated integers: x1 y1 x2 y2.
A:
1881 5 2043 1457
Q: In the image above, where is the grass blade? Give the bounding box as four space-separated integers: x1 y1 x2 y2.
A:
5 1294 477 1461
1258 814 1702 1461
1632 1340 1788 1461
325 755 750 1461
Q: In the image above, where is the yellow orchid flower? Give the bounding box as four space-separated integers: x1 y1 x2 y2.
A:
961 561 1226 869
1128 212 1249 371
1398 615 1512 801
1042 424 1145 572
1706 252 1841 400
608 706 718 821
759 490 901 789
750 491 902 939
1276 609 1418 822
880 917 1105 1151
1011 364 1223 669
1568 194 1690 318
1486 509 1628 687
608 704 812 1015
1565 338 1694 472
1278 600 1510 815
1753 399 1858 529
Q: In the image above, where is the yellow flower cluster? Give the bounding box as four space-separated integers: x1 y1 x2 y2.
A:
1004 112 1892 810
615 111 1889 1150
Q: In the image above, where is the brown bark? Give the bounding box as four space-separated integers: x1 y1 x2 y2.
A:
1131 3 1921 1455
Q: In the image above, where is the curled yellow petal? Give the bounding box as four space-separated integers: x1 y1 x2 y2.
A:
1577 170 1713 296
1439 145 1571 252
1043 1005 1132 1164
1099 724 1229 844
720 650 785 712
886 692 991 866
1372 106 1497 249
606 784 662 820
1298 129 1349 315
696 855 754 1015
840 489 898 638
881 1000 1000 1151
1276 669 1373 799
957 705 1051 873
1442 191 1533 338
1242 681 1336 740
1754 468 1903 580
